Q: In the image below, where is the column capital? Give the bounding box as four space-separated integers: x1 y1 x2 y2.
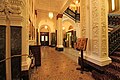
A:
57 14 63 19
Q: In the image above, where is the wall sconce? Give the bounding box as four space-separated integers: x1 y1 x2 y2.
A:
62 27 65 30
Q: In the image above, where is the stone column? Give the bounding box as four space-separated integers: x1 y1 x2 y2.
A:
80 0 111 66
56 14 64 51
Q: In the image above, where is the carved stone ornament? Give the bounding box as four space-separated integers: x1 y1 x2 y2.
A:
0 0 24 15
100 0 107 56
80 0 86 37
91 0 99 55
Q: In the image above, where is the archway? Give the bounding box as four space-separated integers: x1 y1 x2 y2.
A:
37 19 56 46
62 18 76 48
66 25 76 48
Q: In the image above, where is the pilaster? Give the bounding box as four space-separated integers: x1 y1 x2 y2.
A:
80 0 87 38
75 23 81 38
6 18 11 80
21 0 31 72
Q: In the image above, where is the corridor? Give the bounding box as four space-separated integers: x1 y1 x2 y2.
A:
30 47 94 80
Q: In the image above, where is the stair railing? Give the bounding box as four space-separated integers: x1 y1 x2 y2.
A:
108 14 120 27
0 54 32 63
64 8 80 22
109 26 120 55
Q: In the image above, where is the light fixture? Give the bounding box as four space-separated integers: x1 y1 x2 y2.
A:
48 0 54 19
112 0 115 11
75 0 78 4
62 27 65 30
45 26 48 29
48 12 53 19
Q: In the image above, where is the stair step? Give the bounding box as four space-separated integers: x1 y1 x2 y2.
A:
116 48 120 51
110 56 120 63
105 68 120 80
92 70 109 80
112 52 120 57
109 62 120 72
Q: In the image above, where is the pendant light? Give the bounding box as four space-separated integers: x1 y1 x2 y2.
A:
48 12 53 19
48 0 53 19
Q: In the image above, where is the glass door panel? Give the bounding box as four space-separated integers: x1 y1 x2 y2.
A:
45 36 48 41
41 36 44 41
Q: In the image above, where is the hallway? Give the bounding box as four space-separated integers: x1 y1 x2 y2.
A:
30 47 94 80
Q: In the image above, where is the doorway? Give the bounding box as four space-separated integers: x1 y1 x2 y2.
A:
40 32 49 46
66 32 72 47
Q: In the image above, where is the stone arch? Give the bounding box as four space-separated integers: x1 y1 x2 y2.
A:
38 20 55 32
62 18 75 32
40 25 50 32
38 20 56 46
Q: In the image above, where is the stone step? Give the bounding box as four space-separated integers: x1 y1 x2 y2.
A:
105 68 120 80
110 56 120 63
112 52 120 57
109 62 120 72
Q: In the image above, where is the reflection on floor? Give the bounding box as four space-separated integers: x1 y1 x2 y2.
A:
30 47 94 80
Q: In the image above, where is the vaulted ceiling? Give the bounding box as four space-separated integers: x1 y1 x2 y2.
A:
35 0 74 13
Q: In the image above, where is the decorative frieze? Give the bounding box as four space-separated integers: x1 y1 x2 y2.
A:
0 14 23 26
0 0 25 16
100 0 107 57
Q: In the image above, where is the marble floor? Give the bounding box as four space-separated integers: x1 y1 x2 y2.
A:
30 47 94 80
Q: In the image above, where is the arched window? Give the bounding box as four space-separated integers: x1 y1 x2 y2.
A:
112 0 115 11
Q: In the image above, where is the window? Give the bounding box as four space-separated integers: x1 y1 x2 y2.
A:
112 0 115 11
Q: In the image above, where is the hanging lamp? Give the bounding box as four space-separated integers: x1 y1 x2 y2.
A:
48 0 53 19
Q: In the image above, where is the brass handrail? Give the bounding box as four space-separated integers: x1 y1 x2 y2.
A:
64 8 80 22
0 54 33 63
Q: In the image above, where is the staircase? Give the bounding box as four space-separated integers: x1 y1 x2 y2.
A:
64 8 80 23
92 46 120 80
105 47 120 80
92 27 120 80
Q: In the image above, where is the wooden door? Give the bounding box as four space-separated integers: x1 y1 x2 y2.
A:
40 32 49 46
